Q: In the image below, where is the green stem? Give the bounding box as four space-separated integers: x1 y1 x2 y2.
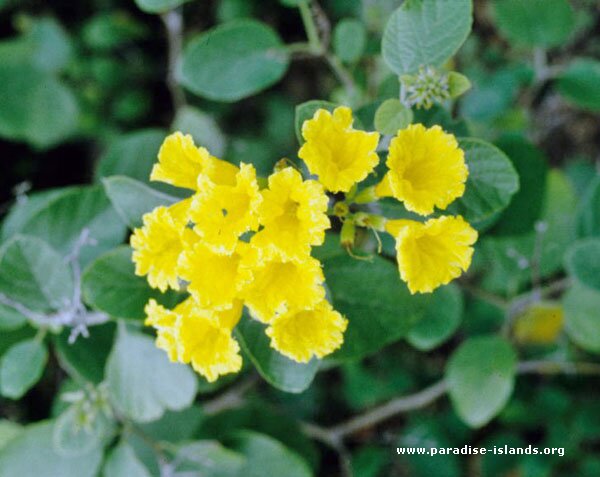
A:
298 1 322 54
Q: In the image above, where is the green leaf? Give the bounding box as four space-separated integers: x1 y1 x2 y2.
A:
333 18 367 63
447 72 471 98
0 304 26 331
382 0 472 75
0 421 22 451
556 58 600 112
1 188 72 241
228 431 312 477
105 325 197 422
565 239 600 292
0 17 73 73
172 106 227 157
563 284 600 354
180 20 289 102
104 442 151 477
294 100 338 144
492 135 548 235
102 176 179 229
172 441 246 476
446 336 517 428
578 176 600 238
134 0 189 13
8 186 127 266
323 254 428 361
82 246 180 320
374 99 413 136
493 0 575 47
236 315 318 393
0 63 78 149
95 129 166 184
0 339 48 399
451 138 520 224
406 284 463 351
0 235 73 312
54 322 116 384
0 421 103 477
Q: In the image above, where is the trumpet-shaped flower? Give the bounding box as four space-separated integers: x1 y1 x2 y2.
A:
241 249 326 323
151 132 238 190
131 206 196 292
177 307 242 383
387 215 478 294
298 106 380 193
251 167 330 259
188 163 262 254
177 241 251 310
144 298 242 382
375 124 468 216
266 300 348 363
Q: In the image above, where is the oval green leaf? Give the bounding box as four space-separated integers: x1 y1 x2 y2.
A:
451 138 520 224
382 0 472 75
565 239 600 292
374 98 413 136
563 284 600 354
180 20 289 102
0 235 74 312
446 336 517 428
0 339 48 400
105 325 197 422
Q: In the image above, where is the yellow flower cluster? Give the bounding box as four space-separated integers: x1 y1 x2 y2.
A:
132 132 347 382
133 106 479 382
299 108 477 295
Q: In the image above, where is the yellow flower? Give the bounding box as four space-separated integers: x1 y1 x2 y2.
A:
177 306 242 383
266 300 347 363
177 241 251 310
375 124 468 216
144 298 243 382
131 206 196 292
144 299 179 361
241 249 326 323
151 132 238 190
387 215 477 294
188 163 262 254
298 106 380 193
251 167 330 259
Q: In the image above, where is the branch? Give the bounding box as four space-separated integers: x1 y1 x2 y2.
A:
161 9 186 111
303 359 600 446
328 379 448 440
201 374 259 415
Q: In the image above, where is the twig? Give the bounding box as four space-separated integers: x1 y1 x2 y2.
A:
517 360 600 376
328 380 448 440
296 0 356 98
302 359 600 448
202 374 259 415
301 422 353 477
460 281 509 309
161 9 186 111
